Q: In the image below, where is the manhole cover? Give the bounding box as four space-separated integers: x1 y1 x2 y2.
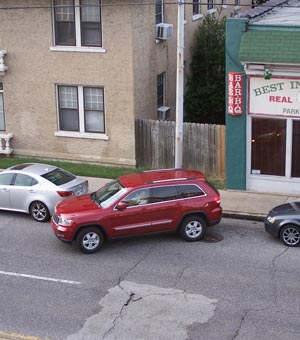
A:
202 232 223 243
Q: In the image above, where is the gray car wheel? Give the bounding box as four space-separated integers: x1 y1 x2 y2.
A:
280 224 300 247
76 227 104 254
29 201 50 222
179 216 206 241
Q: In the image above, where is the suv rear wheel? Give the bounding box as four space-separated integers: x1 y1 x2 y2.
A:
179 216 206 241
76 227 104 254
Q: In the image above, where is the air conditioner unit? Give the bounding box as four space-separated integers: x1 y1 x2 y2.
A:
157 106 170 121
156 23 173 40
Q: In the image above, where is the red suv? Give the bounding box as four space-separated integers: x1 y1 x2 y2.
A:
51 169 222 253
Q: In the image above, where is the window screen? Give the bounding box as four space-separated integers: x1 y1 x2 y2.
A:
54 0 76 46
80 0 102 46
58 86 79 131
84 87 104 133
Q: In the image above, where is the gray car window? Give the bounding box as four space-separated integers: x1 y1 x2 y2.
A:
14 174 38 187
0 173 14 185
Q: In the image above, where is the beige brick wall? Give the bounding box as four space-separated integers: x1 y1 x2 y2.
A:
0 0 252 167
0 0 137 166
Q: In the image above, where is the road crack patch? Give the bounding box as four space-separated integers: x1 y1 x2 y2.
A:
66 281 217 340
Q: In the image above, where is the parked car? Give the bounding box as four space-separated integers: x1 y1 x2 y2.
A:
51 169 222 253
265 202 300 246
0 163 88 222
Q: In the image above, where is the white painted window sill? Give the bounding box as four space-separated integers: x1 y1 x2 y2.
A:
192 14 203 21
50 46 106 53
207 9 217 15
55 131 109 140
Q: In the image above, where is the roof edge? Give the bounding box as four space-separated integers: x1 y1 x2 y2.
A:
236 0 289 19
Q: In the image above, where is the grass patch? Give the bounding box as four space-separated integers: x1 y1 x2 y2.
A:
0 156 225 189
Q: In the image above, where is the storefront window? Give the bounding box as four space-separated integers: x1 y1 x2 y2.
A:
292 120 300 178
251 118 286 176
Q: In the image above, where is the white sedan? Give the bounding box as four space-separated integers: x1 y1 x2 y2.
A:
0 163 88 222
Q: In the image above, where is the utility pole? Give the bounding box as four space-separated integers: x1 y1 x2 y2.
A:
175 0 184 168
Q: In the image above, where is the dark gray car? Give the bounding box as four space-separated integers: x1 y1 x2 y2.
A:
265 202 300 246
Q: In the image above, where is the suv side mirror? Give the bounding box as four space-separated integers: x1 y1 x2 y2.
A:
116 202 127 210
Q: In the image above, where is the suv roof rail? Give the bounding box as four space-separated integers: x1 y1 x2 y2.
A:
142 168 184 173
146 177 196 184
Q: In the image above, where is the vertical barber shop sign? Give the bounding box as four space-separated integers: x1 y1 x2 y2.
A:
228 72 243 115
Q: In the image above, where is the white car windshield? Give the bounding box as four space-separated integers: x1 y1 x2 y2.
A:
92 180 127 208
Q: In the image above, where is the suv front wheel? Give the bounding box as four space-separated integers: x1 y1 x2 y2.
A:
179 216 206 241
76 227 104 254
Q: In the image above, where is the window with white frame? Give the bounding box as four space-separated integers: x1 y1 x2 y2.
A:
207 0 214 10
192 0 200 15
235 0 240 6
157 73 165 108
53 0 102 47
57 85 105 135
0 82 5 131
156 0 164 24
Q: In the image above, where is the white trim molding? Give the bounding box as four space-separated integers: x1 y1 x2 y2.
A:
55 131 109 140
0 133 13 154
0 50 8 76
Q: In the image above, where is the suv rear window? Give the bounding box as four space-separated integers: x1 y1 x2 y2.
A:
41 169 75 185
178 184 205 198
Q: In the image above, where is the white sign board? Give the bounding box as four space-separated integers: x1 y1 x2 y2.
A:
249 77 300 117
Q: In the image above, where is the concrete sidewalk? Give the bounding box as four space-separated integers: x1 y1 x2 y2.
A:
86 177 300 221
220 190 300 221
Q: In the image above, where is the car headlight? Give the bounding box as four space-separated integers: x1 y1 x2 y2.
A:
267 216 276 224
58 217 73 226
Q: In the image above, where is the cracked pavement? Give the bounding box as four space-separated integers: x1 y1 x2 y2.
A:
66 281 217 340
1 215 300 340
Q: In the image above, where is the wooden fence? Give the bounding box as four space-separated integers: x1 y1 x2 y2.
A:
135 119 226 179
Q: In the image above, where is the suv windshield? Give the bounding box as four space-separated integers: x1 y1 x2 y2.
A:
93 180 126 207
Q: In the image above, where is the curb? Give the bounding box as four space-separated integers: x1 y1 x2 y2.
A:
222 211 266 222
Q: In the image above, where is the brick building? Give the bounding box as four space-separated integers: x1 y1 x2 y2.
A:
0 0 251 166
226 0 300 194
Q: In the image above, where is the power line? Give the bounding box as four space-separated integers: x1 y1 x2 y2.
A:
0 1 298 11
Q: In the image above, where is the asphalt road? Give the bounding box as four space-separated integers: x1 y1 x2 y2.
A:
0 212 300 340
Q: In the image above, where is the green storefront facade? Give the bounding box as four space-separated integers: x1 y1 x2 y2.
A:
226 0 300 194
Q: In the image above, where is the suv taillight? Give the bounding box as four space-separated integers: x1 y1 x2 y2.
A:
214 195 221 204
57 191 74 197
